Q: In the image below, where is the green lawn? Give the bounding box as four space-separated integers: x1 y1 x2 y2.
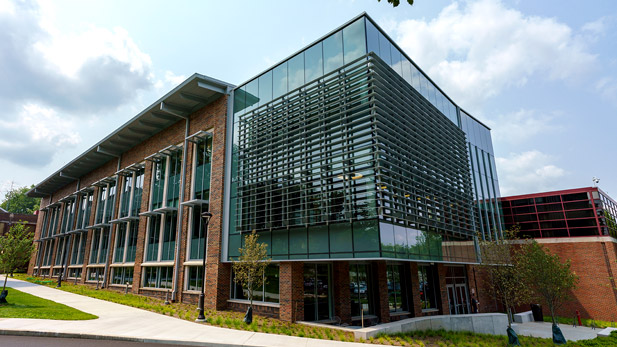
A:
0 287 97 320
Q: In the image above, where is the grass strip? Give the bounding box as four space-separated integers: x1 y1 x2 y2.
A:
0 287 97 320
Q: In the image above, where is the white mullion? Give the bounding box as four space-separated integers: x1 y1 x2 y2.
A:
143 217 151 263
123 222 130 263
97 228 104 263
162 156 171 208
191 143 198 199
128 172 136 217
148 163 156 210
101 184 109 223
158 214 165 262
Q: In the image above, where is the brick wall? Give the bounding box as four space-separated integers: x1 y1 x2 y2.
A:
27 92 230 309
536 237 617 321
279 261 304 322
333 261 351 323
373 260 390 323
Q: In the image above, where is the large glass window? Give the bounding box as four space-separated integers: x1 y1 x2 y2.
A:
60 200 76 233
189 205 207 260
118 168 145 219
350 264 373 317
303 263 331 321
145 213 177 262
112 267 134 286
186 266 204 291
193 138 212 201
386 264 409 312
94 180 117 225
89 228 110 265
166 153 182 208
418 264 439 311
151 160 166 210
142 266 173 289
230 264 280 303
75 191 93 230
113 221 139 264
150 151 182 211
70 233 86 265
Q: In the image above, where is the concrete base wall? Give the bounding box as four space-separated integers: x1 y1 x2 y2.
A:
354 313 508 339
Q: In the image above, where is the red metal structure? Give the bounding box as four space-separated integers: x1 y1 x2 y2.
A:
500 187 617 238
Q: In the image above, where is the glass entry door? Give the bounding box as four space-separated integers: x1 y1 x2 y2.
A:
304 263 332 321
445 265 470 315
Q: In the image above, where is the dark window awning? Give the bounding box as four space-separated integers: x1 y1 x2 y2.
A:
28 73 233 198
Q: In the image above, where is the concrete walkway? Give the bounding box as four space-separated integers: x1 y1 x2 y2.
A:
0 276 374 347
513 321 598 341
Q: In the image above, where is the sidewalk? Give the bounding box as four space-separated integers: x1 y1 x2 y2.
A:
0 276 373 347
513 321 598 341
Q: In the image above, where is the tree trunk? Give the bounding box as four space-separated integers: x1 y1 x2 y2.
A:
2 274 7 292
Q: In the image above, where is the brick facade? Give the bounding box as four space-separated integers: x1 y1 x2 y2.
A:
536 237 617 321
279 261 304 322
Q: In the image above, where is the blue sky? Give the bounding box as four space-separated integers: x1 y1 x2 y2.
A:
1 0 616 199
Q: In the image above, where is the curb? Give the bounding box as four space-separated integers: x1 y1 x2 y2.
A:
0 329 248 347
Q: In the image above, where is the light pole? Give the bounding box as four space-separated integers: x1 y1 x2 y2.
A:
196 211 212 322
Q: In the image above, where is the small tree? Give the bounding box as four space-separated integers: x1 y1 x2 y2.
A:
479 227 531 327
232 230 271 324
0 221 36 303
1 185 41 214
519 241 578 324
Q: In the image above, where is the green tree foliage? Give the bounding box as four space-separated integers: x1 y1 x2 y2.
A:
378 0 414 7
1 221 36 296
1 185 40 214
518 241 578 325
479 227 531 327
232 231 271 318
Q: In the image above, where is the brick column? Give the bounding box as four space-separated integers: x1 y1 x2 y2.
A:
373 260 390 323
409 262 423 317
279 261 304 322
333 261 351 324
437 263 449 315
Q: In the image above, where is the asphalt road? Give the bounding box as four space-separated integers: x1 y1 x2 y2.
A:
0 335 197 347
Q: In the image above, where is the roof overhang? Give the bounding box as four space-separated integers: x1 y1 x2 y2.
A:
28 73 234 198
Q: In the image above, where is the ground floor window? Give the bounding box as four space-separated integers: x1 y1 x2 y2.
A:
387 264 410 312
112 266 134 285
304 263 331 321
418 264 439 311
230 264 280 303
52 267 63 277
142 266 173 289
87 267 105 282
42 240 54 266
38 268 50 277
186 266 204 291
350 263 373 317
67 267 82 278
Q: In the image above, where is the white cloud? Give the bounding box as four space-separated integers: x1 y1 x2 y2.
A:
496 150 566 196
0 0 154 168
392 0 597 111
486 109 560 144
164 71 187 86
0 104 81 167
0 0 154 115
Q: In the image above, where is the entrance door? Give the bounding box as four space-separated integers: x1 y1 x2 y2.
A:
455 283 470 314
304 263 332 321
447 284 457 314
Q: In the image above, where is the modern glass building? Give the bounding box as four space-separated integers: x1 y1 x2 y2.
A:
28 13 501 325
223 13 501 321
